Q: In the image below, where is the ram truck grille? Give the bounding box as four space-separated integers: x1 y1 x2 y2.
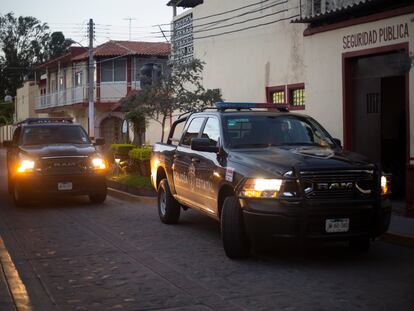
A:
300 170 374 201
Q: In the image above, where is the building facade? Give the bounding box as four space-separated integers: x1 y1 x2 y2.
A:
15 80 47 122
34 41 171 145
168 0 414 213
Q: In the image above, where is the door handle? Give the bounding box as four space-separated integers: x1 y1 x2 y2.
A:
191 157 200 163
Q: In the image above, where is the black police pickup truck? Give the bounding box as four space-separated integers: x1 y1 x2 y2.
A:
151 103 391 259
4 118 108 206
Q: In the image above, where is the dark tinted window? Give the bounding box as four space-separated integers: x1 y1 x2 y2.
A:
224 115 334 148
181 117 205 146
201 118 220 145
21 125 90 146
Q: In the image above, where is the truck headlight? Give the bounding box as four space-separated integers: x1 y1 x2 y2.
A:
240 178 283 198
92 158 107 170
381 175 391 195
17 160 35 173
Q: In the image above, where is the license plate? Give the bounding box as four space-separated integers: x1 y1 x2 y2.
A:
325 218 349 233
58 182 73 191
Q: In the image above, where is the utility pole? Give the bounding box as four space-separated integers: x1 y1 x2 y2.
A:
123 17 136 41
88 18 95 138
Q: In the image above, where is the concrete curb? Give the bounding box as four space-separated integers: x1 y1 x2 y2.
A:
108 187 157 205
381 232 414 248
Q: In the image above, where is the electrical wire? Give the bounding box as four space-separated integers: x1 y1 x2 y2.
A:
158 0 275 26
193 14 300 40
188 0 286 31
192 7 288 34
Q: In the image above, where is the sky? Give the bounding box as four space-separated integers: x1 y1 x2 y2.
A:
1 0 186 45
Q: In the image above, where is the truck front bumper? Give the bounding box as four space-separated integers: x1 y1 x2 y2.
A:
13 173 107 197
240 198 391 241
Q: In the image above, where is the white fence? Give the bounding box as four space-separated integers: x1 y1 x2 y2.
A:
0 125 13 144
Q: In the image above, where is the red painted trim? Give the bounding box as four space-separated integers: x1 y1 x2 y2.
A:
342 42 409 150
287 83 306 111
342 42 412 212
127 56 132 93
304 4 414 36
266 85 286 103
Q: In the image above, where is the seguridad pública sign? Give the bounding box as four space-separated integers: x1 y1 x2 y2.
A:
343 23 409 50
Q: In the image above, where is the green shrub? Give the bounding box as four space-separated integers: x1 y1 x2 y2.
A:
129 147 152 160
110 144 135 157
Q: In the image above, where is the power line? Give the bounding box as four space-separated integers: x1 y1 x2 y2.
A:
193 14 300 40
158 0 275 26
192 0 287 31
192 7 288 35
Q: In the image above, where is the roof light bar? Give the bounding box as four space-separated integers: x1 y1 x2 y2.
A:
215 102 289 112
17 118 74 125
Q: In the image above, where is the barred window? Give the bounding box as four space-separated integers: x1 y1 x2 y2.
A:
290 88 305 106
272 91 285 104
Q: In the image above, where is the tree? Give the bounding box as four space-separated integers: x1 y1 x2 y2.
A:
0 101 14 125
0 13 73 100
121 59 222 143
0 13 50 98
47 31 73 59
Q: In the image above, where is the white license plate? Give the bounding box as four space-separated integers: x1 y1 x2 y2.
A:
58 182 73 191
325 218 350 233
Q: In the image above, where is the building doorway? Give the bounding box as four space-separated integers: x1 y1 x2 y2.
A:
344 44 409 201
100 116 122 145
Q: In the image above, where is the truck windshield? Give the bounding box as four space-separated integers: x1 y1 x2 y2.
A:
223 115 335 149
21 125 91 146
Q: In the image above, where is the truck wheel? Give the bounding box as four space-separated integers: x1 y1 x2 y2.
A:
13 183 29 207
89 188 107 204
221 196 250 259
158 179 180 224
349 237 370 252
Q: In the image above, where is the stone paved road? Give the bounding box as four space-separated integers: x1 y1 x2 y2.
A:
0 149 414 311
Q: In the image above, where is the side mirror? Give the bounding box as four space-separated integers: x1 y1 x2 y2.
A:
333 138 342 148
94 138 105 146
3 140 13 148
191 138 219 153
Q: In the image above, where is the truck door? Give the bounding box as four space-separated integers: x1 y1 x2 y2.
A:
173 117 205 206
194 117 222 215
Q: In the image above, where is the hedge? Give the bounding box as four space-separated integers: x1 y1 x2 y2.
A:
129 147 152 160
110 144 135 157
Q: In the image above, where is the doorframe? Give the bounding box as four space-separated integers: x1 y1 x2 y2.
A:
342 42 410 167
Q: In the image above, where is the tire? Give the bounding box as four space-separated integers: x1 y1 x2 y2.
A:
89 188 107 204
13 183 29 207
221 196 250 259
349 237 371 252
157 179 180 224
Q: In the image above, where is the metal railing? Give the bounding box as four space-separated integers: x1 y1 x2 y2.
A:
35 82 142 110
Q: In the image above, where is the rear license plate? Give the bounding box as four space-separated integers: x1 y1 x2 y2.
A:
58 182 73 191
325 218 349 233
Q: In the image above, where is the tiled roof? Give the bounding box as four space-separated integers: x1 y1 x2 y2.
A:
72 40 171 61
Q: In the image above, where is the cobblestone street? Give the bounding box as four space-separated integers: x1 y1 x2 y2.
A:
0 150 414 311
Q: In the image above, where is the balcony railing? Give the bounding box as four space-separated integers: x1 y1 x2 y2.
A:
35 82 142 110
300 0 366 19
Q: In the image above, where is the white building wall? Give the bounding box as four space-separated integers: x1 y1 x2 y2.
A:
189 1 413 161
192 0 305 103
